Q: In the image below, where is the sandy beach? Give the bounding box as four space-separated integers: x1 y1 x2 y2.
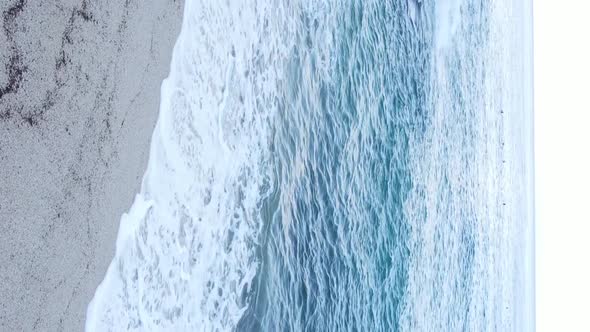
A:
0 0 183 330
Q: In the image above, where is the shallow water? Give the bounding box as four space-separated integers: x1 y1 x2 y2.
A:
87 0 534 331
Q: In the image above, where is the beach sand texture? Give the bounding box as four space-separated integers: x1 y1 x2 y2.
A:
0 0 183 330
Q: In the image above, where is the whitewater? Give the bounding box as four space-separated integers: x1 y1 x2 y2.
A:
86 0 534 331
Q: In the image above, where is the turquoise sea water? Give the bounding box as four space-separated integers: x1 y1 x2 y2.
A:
87 0 534 331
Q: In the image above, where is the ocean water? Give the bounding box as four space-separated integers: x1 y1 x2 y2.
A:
86 0 534 331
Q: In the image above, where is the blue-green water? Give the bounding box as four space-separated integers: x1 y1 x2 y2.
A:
243 3 425 330
87 0 534 331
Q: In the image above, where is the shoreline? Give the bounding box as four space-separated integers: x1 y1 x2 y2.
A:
0 1 184 330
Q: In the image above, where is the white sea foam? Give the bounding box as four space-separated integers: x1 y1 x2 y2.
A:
85 0 534 330
434 0 463 52
86 1 294 330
